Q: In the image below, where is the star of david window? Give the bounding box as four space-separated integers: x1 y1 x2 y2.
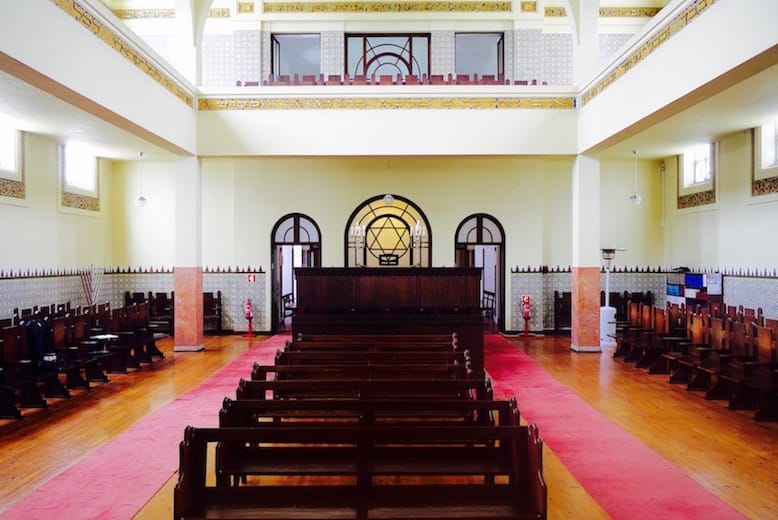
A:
346 195 430 268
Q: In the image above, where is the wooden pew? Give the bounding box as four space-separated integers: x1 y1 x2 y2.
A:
1 324 47 418
252 360 470 382
174 423 546 520
217 397 521 485
274 348 469 366
235 377 493 401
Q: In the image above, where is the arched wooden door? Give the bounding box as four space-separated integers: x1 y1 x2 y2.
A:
271 213 321 333
455 214 505 332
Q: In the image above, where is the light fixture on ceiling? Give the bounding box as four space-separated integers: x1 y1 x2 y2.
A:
383 158 394 205
629 149 642 205
135 151 147 207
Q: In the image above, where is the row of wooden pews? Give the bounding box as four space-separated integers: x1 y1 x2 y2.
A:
174 332 548 520
613 301 778 421
0 301 165 419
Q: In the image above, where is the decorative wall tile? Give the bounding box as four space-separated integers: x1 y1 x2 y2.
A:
321 31 345 77
431 31 455 76
599 33 632 63
202 34 235 87
234 30 261 84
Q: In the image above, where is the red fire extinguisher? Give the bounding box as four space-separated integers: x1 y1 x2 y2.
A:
244 299 253 320
521 295 531 336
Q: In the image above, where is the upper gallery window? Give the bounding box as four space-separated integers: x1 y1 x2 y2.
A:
271 34 321 78
346 34 430 80
455 32 504 78
61 143 97 194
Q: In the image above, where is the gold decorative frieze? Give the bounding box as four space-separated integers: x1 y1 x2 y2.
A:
581 0 718 106
62 191 100 212
238 2 256 14
546 6 662 17
112 8 229 19
198 96 574 110
678 188 715 209
0 178 24 199
544 6 566 17
113 9 175 19
262 1 511 14
49 0 193 107
520 1 536 13
599 7 662 18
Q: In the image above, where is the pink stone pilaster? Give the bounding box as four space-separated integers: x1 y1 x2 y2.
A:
173 267 204 352
570 266 601 352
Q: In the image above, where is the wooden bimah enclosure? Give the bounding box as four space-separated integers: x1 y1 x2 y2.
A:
291 267 485 375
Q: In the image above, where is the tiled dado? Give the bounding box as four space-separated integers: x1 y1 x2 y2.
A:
0 269 268 333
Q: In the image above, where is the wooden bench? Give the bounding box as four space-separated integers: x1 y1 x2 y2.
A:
235 377 493 401
203 291 223 335
274 348 469 366
252 360 471 382
174 423 546 520
217 397 521 485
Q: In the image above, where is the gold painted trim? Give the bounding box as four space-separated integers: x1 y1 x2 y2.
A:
199 96 575 110
114 8 230 19
62 191 100 211
113 9 175 19
0 178 24 199
547 6 662 17
262 2 511 14
581 0 718 106
238 2 256 14
520 1 536 13
50 0 193 107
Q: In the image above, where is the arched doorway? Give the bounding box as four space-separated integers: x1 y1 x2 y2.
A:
271 213 321 333
455 214 506 332
344 195 431 268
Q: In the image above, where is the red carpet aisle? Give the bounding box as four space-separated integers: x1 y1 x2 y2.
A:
483 334 746 520
0 334 287 520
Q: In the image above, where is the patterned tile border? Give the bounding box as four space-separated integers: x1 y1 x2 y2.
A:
752 175 778 196
50 0 194 107
62 191 100 211
238 2 256 14
0 178 24 199
547 7 662 17
678 188 715 209
262 2 511 14
198 95 575 110
519 1 535 13
580 0 718 106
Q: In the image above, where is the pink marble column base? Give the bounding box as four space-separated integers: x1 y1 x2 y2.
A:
570 266 601 352
173 267 204 352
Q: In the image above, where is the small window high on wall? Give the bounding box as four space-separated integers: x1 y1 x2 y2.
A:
61 143 97 194
682 143 713 187
346 34 430 79
759 119 778 170
271 34 321 77
0 125 22 182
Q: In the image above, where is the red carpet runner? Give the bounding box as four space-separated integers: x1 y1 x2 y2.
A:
483 334 745 520
1 334 747 519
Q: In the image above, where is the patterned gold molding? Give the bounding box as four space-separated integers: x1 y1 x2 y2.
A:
62 191 100 211
0 178 25 199
50 0 193 107
262 2 511 14
581 0 718 106
199 96 574 110
238 2 256 14
678 189 715 209
113 8 230 19
520 1 536 13
546 6 662 17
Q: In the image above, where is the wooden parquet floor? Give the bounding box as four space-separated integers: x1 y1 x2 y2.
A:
0 333 776 519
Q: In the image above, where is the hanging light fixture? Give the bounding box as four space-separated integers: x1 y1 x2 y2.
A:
135 151 147 207
382 158 394 205
629 149 642 205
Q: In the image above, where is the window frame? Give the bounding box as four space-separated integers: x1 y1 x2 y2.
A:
454 32 505 78
0 126 23 183
60 143 98 197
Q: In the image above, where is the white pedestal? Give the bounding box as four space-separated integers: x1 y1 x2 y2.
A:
600 306 617 348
